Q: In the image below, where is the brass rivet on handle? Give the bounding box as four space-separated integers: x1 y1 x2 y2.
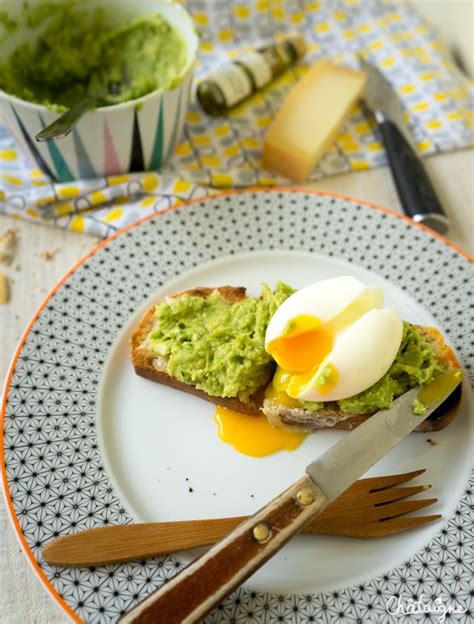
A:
296 487 314 506
252 523 272 543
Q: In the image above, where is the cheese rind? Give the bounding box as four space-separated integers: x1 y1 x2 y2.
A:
263 61 367 183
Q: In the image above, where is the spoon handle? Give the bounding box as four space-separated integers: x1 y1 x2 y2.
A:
35 93 100 142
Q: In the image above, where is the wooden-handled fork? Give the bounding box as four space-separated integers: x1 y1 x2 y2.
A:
43 469 439 567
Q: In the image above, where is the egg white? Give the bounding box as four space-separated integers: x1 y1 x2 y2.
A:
291 307 404 402
265 276 383 347
265 276 404 402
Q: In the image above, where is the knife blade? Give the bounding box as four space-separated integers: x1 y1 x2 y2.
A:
119 370 461 624
360 57 450 235
307 369 462 501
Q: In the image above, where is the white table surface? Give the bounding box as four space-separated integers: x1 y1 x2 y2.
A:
1 148 473 624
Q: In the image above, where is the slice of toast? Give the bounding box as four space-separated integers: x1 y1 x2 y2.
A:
262 325 461 432
131 287 462 431
130 287 268 416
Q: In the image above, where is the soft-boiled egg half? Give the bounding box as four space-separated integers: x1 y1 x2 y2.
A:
265 276 403 402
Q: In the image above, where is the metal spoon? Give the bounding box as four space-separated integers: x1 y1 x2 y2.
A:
35 78 126 142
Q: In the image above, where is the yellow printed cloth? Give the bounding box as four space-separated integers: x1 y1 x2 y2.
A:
1 0 473 237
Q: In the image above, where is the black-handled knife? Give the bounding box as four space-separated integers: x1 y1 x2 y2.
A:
360 57 450 235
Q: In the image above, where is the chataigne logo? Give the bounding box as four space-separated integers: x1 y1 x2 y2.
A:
386 594 467 622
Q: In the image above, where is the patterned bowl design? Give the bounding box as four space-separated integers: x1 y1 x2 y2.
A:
1 190 473 624
0 1 198 181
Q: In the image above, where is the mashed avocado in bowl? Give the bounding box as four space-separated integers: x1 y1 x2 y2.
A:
0 0 198 179
0 4 188 111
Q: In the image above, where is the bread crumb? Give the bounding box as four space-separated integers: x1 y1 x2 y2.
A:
0 272 10 304
40 248 59 261
426 438 438 446
0 229 17 265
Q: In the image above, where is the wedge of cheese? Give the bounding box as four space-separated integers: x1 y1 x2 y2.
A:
263 61 366 183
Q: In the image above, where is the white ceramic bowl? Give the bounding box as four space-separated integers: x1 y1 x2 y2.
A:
0 0 198 181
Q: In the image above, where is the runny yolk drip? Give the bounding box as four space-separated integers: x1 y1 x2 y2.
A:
267 314 333 373
273 365 318 399
214 406 307 457
264 382 301 408
268 315 338 398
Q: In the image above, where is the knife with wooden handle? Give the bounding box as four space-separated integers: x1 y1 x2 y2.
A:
119 371 461 624
360 57 450 235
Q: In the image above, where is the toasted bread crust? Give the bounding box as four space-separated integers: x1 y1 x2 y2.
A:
130 287 264 416
131 288 462 431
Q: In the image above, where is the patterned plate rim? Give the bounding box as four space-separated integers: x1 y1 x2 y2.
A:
1 187 472 623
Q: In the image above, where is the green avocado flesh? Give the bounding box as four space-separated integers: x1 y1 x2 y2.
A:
336 322 444 414
148 283 295 402
148 284 445 413
0 5 187 110
277 322 444 414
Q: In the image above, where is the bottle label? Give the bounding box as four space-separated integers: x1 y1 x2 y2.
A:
205 63 253 107
238 51 273 88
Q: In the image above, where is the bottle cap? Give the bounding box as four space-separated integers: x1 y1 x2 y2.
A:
284 33 307 59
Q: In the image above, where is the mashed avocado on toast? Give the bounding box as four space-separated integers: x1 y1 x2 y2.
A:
148 283 294 401
270 322 445 415
337 322 445 414
146 283 446 412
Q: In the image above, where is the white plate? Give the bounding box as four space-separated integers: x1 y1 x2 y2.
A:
3 190 473 623
98 250 473 594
